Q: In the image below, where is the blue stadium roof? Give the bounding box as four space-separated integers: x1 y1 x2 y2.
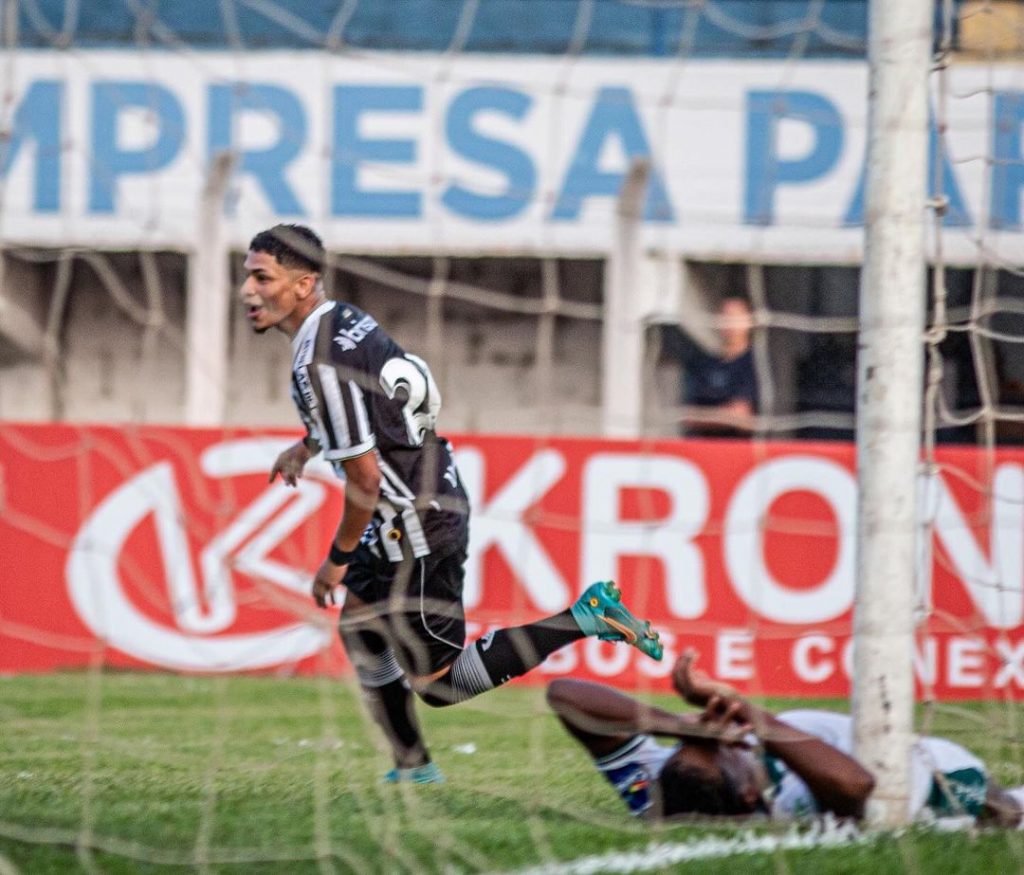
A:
9 0 889 57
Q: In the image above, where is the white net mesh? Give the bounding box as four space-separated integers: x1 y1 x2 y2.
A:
2 0 1024 871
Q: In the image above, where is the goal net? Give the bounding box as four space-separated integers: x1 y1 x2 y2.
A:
1 0 1024 869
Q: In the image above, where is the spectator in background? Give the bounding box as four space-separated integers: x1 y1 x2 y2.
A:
661 297 759 437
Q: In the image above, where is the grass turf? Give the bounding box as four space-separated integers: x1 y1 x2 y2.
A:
2 671 1023 873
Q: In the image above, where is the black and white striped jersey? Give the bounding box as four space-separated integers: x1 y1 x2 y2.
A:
290 299 469 561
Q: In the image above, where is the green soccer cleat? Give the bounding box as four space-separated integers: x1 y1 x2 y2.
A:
381 761 446 785
570 580 664 661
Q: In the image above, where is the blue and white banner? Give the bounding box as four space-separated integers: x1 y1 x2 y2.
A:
1 52 1022 261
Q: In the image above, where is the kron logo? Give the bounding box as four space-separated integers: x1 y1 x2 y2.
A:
66 438 337 671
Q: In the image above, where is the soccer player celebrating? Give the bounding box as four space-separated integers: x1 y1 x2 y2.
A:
240 224 663 783
548 649 1024 825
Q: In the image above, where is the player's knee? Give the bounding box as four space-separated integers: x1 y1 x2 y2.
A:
545 678 580 713
339 622 389 656
413 667 459 708
346 642 405 690
546 679 569 706
415 653 491 707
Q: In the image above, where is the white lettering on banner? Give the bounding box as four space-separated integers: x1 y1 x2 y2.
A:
454 447 569 611
580 453 708 617
785 634 1024 691
4 53 1022 261
914 637 938 688
456 622 1024 690
528 630 1024 691
841 638 854 678
792 634 836 683
155 461 237 634
585 637 633 677
66 439 333 671
995 639 1024 688
541 643 579 675
948 638 986 688
200 442 331 601
923 464 1024 629
724 456 856 624
637 630 678 678
716 630 755 680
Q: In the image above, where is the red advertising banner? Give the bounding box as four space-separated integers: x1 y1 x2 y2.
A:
2 423 1023 700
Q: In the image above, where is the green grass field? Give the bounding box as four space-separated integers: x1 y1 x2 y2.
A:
2 672 1024 874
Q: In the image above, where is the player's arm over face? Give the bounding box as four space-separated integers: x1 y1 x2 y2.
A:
546 678 708 758
751 710 874 819
673 651 875 819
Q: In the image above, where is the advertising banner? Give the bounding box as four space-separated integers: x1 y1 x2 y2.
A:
2 52 1022 262
2 423 1023 699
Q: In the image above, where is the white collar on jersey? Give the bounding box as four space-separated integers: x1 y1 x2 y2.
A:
291 299 336 361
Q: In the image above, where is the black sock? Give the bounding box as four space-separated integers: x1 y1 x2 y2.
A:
420 610 583 706
476 610 584 685
365 677 430 768
342 626 430 768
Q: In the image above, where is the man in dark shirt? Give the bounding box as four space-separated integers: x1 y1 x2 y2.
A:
239 224 664 784
661 297 759 437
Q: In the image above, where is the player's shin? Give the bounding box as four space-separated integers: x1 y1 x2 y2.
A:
343 629 431 769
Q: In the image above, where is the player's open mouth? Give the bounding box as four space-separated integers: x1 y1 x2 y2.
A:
247 306 263 320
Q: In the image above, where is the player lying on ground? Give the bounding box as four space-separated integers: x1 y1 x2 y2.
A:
239 223 663 784
548 650 1024 824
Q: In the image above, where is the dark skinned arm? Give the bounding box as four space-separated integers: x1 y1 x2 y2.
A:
673 650 875 819
546 678 726 758
980 782 1024 827
311 450 380 608
748 709 874 818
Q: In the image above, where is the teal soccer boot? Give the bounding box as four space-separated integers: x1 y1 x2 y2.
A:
381 762 446 784
570 580 664 661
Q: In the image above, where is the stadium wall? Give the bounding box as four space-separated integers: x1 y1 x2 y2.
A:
2 53 1022 432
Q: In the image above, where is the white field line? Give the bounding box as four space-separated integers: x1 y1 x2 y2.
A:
494 817 974 875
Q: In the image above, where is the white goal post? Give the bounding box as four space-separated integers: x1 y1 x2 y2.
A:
852 0 933 826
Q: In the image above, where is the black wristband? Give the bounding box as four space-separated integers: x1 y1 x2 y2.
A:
328 544 356 566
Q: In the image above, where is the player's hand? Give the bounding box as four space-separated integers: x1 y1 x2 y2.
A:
698 694 753 744
270 440 311 487
312 558 347 608
672 648 740 707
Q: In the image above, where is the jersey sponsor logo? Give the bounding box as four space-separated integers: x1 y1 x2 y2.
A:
295 334 316 367
65 438 338 671
334 313 378 351
294 366 318 411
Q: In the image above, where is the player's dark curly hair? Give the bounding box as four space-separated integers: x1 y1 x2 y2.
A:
249 224 325 274
658 756 750 817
